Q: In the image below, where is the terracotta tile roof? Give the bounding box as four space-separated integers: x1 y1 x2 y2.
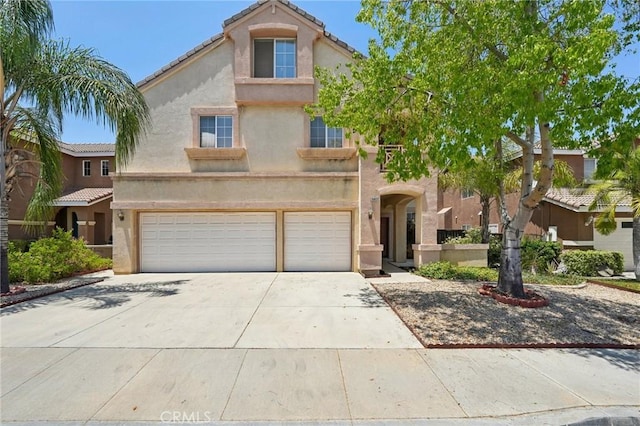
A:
54 188 113 206
58 142 115 155
137 0 358 89
544 188 632 212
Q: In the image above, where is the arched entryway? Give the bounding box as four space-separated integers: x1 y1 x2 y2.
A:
380 194 419 264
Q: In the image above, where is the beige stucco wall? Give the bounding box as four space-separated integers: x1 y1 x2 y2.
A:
125 41 235 173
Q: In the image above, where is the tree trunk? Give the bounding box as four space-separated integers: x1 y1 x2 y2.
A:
497 178 539 298
480 196 491 244
633 215 639 282
1 143 9 294
498 223 525 298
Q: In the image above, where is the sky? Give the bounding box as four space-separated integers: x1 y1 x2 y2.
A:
49 0 639 143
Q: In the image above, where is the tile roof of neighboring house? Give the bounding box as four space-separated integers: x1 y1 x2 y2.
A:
53 188 113 207
544 188 632 212
137 0 358 89
58 142 115 156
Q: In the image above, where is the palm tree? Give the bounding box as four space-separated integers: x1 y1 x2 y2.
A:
1 0 150 293
589 146 640 281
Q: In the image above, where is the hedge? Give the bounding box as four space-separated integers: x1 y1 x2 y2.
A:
559 250 624 276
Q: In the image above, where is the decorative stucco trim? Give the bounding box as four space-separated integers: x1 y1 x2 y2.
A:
112 172 359 180
111 201 359 210
378 184 426 197
185 147 247 160
248 22 298 37
357 244 384 252
234 77 314 85
296 148 357 160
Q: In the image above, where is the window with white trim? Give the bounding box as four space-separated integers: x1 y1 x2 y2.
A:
254 38 296 78
461 188 474 199
101 160 109 176
310 117 343 148
82 160 91 177
200 116 233 148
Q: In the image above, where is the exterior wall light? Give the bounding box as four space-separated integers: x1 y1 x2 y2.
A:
117 210 125 221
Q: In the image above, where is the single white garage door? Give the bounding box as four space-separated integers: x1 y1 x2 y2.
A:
593 218 634 271
284 212 351 272
140 212 276 272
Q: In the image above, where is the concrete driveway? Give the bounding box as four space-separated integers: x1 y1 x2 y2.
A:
1 272 421 349
1 271 638 424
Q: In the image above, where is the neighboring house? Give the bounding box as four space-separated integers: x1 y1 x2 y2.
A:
438 147 636 270
8 141 115 246
112 0 439 274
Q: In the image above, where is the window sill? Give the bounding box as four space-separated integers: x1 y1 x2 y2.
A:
297 148 357 160
185 147 246 160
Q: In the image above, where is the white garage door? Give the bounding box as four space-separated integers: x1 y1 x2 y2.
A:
593 218 634 271
284 212 351 272
140 212 276 272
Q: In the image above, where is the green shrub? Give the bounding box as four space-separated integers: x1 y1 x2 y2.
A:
560 250 624 276
8 228 112 283
417 261 498 281
445 227 482 244
9 239 33 253
488 235 502 267
521 238 562 273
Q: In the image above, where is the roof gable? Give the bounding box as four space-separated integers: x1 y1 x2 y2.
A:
137 0 358 90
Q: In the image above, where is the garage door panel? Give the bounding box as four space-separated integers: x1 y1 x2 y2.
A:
593 219 633 270
284 212 351 272
140 212 275 272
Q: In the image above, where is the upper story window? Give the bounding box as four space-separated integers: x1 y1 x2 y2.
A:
461 188 474 199
200 116 233 148
82 160 91 177
310 117 343 148
101 160 109 177
584 158 597 181
254 38 296 78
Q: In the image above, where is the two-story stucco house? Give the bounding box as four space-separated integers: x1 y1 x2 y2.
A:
112 0 439 275
9 141 114 246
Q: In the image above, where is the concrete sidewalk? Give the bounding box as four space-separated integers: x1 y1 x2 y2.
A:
1 272 638 425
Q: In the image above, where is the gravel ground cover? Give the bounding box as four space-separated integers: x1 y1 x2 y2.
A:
373 279 640 347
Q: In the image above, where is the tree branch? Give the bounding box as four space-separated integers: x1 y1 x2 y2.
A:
506 131 532 148
436 1 509 62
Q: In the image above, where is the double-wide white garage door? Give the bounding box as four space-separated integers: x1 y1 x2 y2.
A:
140 212 351 272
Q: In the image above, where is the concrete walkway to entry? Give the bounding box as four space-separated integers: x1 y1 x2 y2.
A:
1 271 638 425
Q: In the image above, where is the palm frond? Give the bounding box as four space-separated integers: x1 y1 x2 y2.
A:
11 106 63 233
0 0 54 43
24 40 150 167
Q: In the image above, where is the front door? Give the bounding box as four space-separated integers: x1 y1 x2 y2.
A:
381 217 389 258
